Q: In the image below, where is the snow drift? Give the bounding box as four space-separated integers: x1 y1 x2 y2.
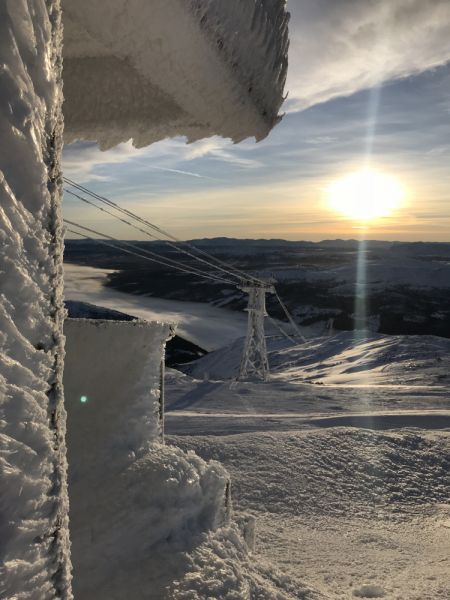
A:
62 0 289 149
172 428 450 519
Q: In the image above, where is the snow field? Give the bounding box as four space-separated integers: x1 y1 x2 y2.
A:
168 429 450 599
170 429 450 519
166 329 450 598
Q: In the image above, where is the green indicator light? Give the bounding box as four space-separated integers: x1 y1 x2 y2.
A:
81 396 87 403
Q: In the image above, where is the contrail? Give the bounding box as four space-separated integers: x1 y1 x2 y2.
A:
152 166 220 180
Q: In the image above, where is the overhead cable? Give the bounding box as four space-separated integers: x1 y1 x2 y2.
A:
64 178 265 286
274 292 308 344
65 188 249 282
266 314 304 347
65 222 236 285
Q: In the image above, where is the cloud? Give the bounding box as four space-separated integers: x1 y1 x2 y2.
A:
62 135 262 183
62 140 139 182
286 0 450 110
182 138 263 168
305 136 338 145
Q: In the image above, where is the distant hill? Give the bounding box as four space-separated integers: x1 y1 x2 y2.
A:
390 242 450 257
64 237 450 253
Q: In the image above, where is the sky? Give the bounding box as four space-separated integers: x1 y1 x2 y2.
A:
62 0 450 243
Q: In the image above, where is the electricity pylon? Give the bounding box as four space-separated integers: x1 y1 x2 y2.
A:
238 277 276 381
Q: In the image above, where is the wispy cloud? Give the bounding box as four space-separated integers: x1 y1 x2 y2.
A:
62 135 262 185
286 0 450 111
305 136 338 145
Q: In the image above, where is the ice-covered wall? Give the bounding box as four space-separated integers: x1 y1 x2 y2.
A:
62 0 289 149
63 320 234 599
63 319 173 467
0 1 71 598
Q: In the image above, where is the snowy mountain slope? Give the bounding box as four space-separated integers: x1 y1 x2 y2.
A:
181 331 450 387
166 325 450 599
163 306 450 598
166 365 450 415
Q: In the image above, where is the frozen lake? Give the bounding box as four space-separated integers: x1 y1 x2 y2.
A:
64 263 282 351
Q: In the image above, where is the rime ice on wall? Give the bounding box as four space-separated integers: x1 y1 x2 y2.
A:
63 319 173 466
61 0 289 149
63 319 234 599
0 1 71 598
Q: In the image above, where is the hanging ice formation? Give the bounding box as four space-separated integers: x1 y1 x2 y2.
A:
62 0 290 149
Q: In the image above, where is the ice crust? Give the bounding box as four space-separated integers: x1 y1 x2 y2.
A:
0 1 71 598
63 319 172 461
62 0 289 149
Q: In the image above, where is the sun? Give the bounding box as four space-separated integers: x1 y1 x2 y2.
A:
327 170 404 220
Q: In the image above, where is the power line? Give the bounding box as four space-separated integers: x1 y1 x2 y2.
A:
266 314 304 347
64 178 265 286
65 222 236 285
274 292 308 344
65 188 249 282
63 179 317 377
66 227 234 285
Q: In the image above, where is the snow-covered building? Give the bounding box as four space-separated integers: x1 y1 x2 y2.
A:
0 1 289 598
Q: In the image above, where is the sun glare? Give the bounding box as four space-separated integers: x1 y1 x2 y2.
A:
328 170 404 220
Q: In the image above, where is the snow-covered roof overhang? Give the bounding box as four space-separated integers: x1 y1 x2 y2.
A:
61 0 289 150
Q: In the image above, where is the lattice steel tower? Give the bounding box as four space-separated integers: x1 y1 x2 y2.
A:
238 277 276 381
